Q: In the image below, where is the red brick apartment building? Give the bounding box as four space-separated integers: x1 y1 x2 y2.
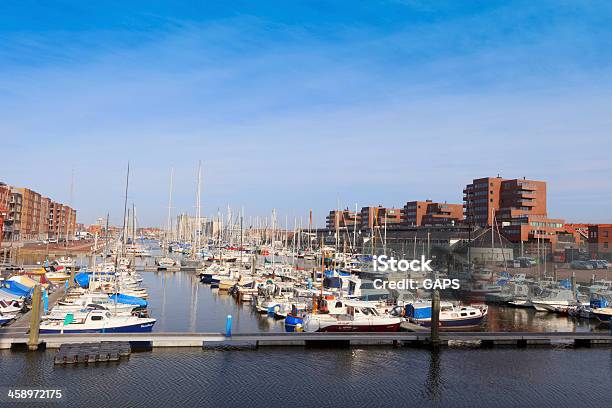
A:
588 224 612 257
402 200 463 226
0 183 9 245
463 176 565 245
0 181 77 242
359 206 402 230
326 209 361 230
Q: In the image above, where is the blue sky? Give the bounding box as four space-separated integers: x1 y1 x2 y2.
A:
1 1 612 227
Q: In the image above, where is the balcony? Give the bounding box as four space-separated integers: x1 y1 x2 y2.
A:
518 183 537 191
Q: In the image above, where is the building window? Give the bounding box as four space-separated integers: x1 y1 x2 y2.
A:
604 231 609 238
605 242 609 249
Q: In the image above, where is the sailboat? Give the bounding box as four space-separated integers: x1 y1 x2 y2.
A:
157 168 177 270
182 161 203 270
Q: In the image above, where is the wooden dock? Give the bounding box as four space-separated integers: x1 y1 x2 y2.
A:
1 331 611 350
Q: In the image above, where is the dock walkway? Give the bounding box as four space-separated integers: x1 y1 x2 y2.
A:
1 331 611 350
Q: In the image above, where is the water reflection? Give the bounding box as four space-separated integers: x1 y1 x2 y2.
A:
426 349 441 402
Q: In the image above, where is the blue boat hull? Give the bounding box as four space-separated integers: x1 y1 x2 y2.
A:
40 322 155 334
593 312 612 323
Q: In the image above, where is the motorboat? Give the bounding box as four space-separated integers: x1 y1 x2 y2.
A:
302 302 401 332
592 307 612 324
46 271 71 283
52 256 76 270
0 299 22 314
531 288 577 312
403 301 488 328
39 310 156 333
486 282 530 304
0 312 17 326
155 257 176 269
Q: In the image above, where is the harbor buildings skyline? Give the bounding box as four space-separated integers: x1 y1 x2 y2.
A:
322 174 611 260
0 181 77 243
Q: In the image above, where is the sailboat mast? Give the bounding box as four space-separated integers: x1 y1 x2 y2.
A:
116 162 130 271
165 167 174 256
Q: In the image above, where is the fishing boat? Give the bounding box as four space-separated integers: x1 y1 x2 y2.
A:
404 301 488 328
39 310 156 333
302 302 401 332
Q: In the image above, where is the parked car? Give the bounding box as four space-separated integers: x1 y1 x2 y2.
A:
590 260 609 269
516 257 536 267
571 260 594 270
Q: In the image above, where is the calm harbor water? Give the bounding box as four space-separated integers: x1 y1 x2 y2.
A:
2 348 612 407
140 270 609 334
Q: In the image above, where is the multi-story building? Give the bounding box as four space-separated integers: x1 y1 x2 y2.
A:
0 183 9 245
4 189 22 241
47 201 77 240
501 215 565 244
15 187 45 240
464 176 564 245
463 176 506 226
402 200 463 226
1 181 77 242
359 206 402 230
326 209 360 230
588 224 612 257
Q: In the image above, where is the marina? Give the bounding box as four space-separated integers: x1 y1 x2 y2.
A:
2 2 612 406
2 243 611 350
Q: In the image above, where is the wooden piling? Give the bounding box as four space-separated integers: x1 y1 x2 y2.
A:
27 284 42 351
69 268 76 287
431 289 441 348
